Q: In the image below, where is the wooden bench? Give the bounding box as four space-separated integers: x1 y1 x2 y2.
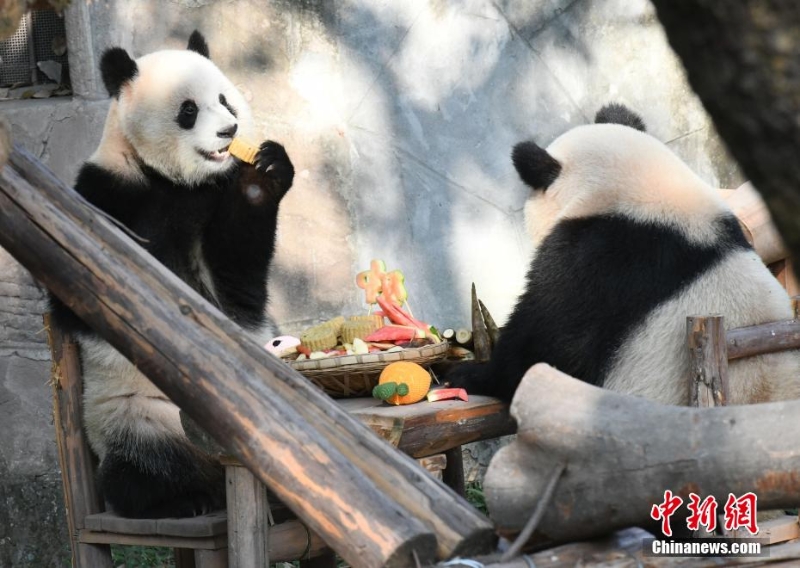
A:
48 314 514 567
183 394 515 567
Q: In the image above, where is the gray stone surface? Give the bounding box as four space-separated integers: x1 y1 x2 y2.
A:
0 0 744 564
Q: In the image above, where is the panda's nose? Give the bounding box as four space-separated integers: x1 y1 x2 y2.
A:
217 123 238 139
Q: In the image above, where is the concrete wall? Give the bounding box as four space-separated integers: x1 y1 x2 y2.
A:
0 0 743 565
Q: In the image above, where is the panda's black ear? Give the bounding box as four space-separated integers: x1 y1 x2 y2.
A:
100 47 138 99
512 141 562 190
187 30 210 59
594 103 646 132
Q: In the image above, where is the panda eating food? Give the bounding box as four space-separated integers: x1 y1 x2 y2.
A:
448 104 800 407
49 31 294 518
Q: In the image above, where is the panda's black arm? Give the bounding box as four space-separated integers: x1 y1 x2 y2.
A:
202 141 294 331
72 163 148 228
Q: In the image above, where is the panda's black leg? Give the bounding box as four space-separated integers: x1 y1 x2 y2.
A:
98 434 224 518
445 361 495 395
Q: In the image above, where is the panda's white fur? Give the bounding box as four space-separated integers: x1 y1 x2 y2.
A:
447 104 800 410
606 252 799 405
100 49 252 185
50 31 293 518
524 124 728 249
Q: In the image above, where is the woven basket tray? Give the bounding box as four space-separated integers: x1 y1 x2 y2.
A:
291 341 449 398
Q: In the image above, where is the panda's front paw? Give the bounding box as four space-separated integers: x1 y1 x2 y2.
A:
255 140 294 192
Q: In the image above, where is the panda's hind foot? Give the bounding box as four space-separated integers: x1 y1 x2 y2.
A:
142 489 225 519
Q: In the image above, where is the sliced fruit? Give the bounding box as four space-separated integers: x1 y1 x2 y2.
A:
364 325 419 342
376 295 440 343
426 388 468 402
382 270 408 306
356 259 387 304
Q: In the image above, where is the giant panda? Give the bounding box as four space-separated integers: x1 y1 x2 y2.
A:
49 31 294 518
448 103 800 408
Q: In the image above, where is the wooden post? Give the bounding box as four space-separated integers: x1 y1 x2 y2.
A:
687 315 729 407
0 146 494 565
442 447 466 496
45 315 114 568
225 463 270 568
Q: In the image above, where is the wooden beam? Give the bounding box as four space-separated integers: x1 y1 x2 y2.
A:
726 319 800 360
484 363 800 544
0 148 500 565
687 315 729 407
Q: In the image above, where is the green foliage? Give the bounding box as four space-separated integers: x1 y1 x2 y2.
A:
466 482 488 515
110 545 174 567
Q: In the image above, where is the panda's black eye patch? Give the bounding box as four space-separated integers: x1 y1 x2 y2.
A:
219 93 237 118
177 100 198 130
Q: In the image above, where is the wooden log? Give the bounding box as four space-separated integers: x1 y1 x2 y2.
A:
0 147 497 565
484 363 800 544
471 284 491 362
45 315 114 568
726 319 800 360
721 182 789 265
687 315 729 407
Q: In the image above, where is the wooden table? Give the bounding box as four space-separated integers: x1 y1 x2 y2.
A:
186 394 515 567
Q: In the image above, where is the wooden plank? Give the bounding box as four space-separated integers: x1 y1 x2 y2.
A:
84 511 228 537
226 465 269 568
99 514 157 535
158 511 228 538
687 315 729 407
45 314 114 568
0 148 496 565
79 530 228 550
732 514 800 544
340 396 515 458
727 319 800 360
81 519 331 561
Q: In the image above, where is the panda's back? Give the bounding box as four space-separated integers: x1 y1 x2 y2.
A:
605 246 800 405
502 211 753 390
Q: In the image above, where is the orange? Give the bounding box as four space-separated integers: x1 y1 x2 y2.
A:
377 362 432 405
